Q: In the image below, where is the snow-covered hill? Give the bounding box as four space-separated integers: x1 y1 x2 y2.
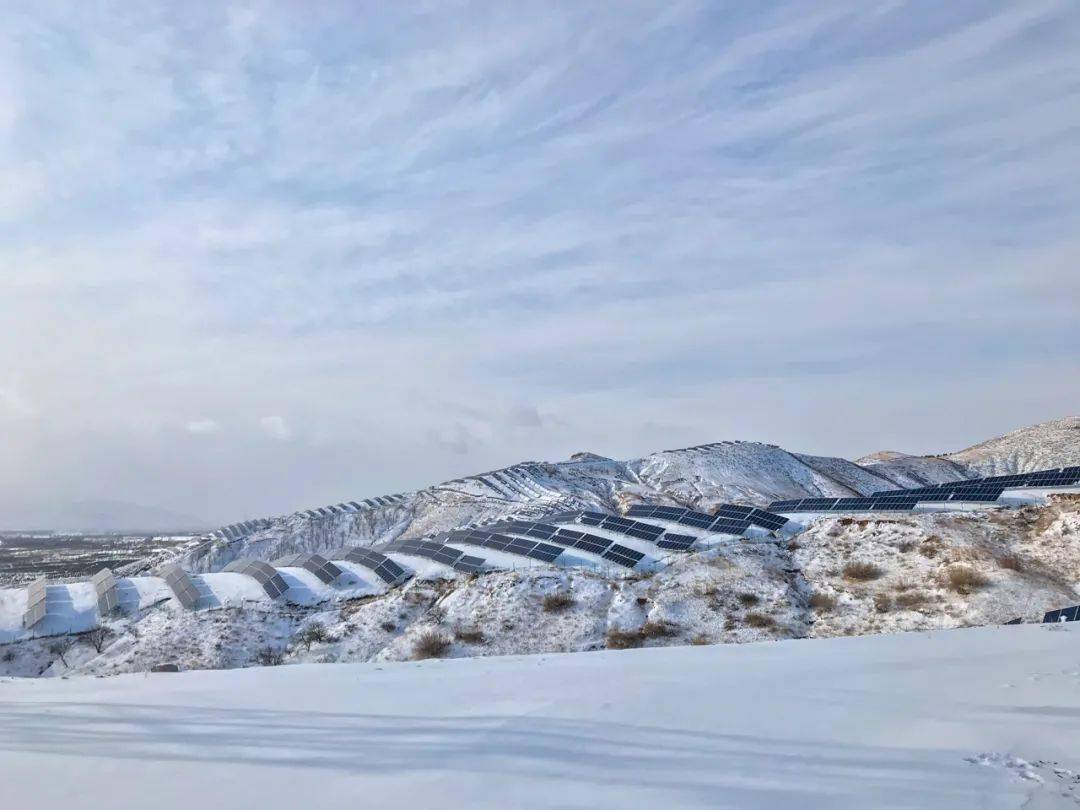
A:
164 417 1079 575
5 623 1080 809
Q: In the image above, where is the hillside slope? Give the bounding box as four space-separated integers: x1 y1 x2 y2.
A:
163 417 1080 576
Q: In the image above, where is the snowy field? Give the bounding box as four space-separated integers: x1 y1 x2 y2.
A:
3 623 1079 809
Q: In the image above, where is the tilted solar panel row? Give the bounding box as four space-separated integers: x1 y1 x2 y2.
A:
575 511 667 543
656 533 697 551
1043 604 1080 623
92 568 120 615
22 576 50 628
161 563 203 610
497 521 645 569
386 539 486 574
870 466 1080 498
223 559 290 599
271 553 343 585
444 529 564 564
625 504 751 535
329 546 410 585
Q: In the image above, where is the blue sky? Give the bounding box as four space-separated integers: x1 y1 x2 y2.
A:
1 2 1078 524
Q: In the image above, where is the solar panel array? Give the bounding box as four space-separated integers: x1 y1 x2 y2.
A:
271 553 343 585
770 466 1080 514
498 521 645 569
92 568 119 615
329 546 410 585
571 511 698 551
442 528 564 563
161 563 203 610
384 539 486 574
223 559 290 599
626 504 754 536
1043 604 1080 623
22 576 50 628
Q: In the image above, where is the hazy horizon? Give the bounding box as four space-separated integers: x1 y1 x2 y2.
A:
2 3 1078 526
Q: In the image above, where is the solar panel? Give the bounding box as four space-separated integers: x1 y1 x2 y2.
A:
384 539 488 574
271 553 343 585
330 546 410 585
160 563 203 610
22 576 52 629
1043 604 1080 623
445 529 564 564
92 568 120 615
223 559 290 599
496 521 644 569
656 533 696 551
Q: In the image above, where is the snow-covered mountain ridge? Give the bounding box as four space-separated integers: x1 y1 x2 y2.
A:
169 416 1079 574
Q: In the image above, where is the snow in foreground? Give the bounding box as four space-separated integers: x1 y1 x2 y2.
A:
3 624 1080 809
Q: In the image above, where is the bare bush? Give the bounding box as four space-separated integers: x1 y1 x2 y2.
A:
895 590 930 609
843 561 884 582
744 611 775 628
380 620 397 632
48 638 73 667
542 592 575 613
85 626 112 654
255 647 285 666
296 623 329 651
996 554 1024 572
639 620 678 639
808 592 836 611
945 565 990 595
412 629 451 660
873 593 893 613
737 593 760 607
454 627 485 644
690 634 711 646
605 629 643 650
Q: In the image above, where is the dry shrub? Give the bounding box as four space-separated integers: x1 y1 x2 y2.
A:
808 592 837 611
996 554 1024 571
787 540 801 552
737 592 760 607
412 629 451 660
380 620 397 632
895 590 930 609
454 627 485 644
542 592 575 613
945 565 990 595
639 620 678 639
690 634 711 646
606 629 643 650
744 611 775 628
919 535 943 559
843 561 884 582
872 593 893 613
694 582 718 598
898 540 916 553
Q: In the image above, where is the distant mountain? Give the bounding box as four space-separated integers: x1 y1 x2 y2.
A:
2 499 208 533
175 416 1079 573
859 416 1080 484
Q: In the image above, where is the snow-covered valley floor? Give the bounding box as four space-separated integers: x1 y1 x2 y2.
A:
3 623 1080 809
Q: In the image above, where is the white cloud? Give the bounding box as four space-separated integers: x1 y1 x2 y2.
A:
185 419 221 435
259 415 292 441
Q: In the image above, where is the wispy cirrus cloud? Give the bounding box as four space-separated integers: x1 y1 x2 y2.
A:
0 1 1077 523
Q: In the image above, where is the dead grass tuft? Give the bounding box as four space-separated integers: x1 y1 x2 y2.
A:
944 565 991 595
737 592 760 607
744 611 775 629
605 629 643 650
454 627 485 644
808 592 837 611
995 554 1024 572
542 592 575 613
843 561 884 582
412 629 451 660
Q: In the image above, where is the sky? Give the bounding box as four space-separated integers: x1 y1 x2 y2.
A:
1 1 1078 526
